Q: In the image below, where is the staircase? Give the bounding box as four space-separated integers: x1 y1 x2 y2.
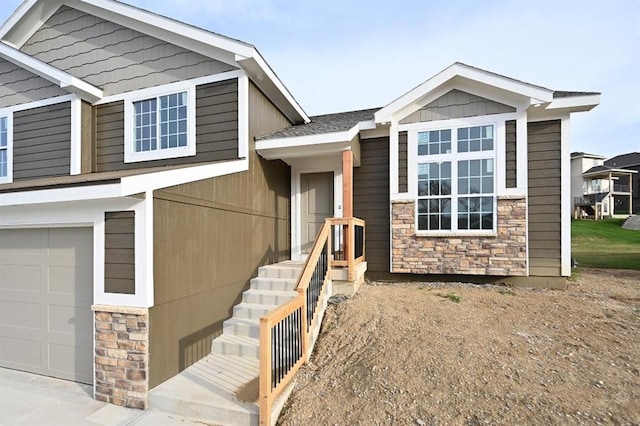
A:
623 215 640 230
148 260 304 425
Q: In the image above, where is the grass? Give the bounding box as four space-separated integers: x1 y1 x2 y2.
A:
436 292 461 303
498 288 516 296
572 219 640 270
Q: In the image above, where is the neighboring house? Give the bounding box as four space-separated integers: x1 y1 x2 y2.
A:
0 0 599 411
605 152 640 214
571 152 636 217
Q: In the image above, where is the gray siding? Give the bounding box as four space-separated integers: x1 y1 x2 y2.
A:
398 131 408 193
527 120 562 277
104 211 135 295
400 89 516 124
506 120 517 188
13 102 71 180
95 79 238 172
21 6 237 96
354 137 390 273
0 58 67 109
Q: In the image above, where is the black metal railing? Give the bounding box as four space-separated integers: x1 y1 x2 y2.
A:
306 243 327 331
354 223 364 259
270 306 303 390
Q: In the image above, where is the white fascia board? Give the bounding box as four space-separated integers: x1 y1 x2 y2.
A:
0 159 249 207
236 53 310 124
545 94 601 111
0 41 103 102
376 63 554 123
71 0 252 67
0 0 44 41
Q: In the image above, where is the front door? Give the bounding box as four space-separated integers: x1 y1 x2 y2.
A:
300 172 334 253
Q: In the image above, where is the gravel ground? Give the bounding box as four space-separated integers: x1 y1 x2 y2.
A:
278 268 640 425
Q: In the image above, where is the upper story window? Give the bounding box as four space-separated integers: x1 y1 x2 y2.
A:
415 124 496 234
0 117 9 182
125 89 195 163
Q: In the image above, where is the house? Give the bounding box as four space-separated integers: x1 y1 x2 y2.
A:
571 152 636 218
605 152 640 214
0 0 599 413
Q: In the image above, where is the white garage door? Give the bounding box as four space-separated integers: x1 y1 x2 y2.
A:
0 227 94 384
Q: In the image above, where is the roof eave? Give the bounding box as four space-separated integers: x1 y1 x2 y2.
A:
545 94 601 112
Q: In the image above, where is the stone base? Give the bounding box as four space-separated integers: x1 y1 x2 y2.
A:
92 305 149 409
330 262 367 297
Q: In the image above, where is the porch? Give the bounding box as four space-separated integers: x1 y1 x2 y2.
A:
575 167 636 219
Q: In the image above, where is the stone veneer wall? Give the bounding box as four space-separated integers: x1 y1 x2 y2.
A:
391 197 527 275
93 305 149 409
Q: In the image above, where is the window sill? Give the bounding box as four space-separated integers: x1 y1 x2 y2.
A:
124 145 196 163
414 231 498 238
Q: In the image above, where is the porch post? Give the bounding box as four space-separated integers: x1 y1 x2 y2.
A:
630 174 634 215
342 150 353 218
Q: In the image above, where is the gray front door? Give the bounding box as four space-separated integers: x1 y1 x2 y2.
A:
300 172 334 253
0 228 94 384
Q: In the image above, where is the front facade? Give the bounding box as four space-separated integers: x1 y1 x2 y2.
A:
0 0 599 410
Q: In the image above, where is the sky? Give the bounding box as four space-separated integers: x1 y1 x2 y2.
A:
0 0 638 158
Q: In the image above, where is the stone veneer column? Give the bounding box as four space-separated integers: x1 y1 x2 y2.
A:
391 197 527 275
92 305 149 409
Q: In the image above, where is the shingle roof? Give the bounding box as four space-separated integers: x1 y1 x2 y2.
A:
605 152 640 168
553 91 601 98
571 151 605 159
583 164 637 175
257 108 380 140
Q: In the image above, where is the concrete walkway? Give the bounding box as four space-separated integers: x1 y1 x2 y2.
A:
0 368 209 426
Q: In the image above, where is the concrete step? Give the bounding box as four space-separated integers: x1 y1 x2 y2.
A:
250 276 298 292
224 317 260 339
212 334 260 359
242 289 297 306
233 302 278 320
258 262 303 279
148 353 259 425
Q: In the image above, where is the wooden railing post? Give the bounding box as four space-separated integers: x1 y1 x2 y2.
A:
259 317 271 426
348 218 355 281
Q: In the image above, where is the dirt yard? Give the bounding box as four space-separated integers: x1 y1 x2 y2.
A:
278 268 640 425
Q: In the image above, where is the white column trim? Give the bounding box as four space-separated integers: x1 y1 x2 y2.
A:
389 119 399 199
561 116 571 276
70 97 82 175
516 115 528 191
237 73 249 159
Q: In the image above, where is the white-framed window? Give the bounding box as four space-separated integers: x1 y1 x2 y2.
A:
415 124 496 234
0 115 11 183
124 87 196 163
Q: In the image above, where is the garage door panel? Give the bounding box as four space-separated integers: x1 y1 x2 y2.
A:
0 227 93 385
48 265 93 301
0 265 41 292
0 336 42 370
0 300 41 330
48 304 93 337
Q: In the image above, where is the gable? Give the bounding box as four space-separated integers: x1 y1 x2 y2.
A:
0 57 67 108
20 6 238 96
399 89 516 124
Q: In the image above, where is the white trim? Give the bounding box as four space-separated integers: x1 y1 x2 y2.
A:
0 197 152 308
516 115 528 190
389 120 399 198
0 115 13 184
561 116 571 276
95 70 243 106
0 41 102 102
237 74 249 159
376 63 553 123
0 93 77 115
124 86 196 163
0 158 248 207
547 94 600 111
70 97 82 175
289 156 342 260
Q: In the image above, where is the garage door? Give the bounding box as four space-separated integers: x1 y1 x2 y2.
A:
0 227 93 384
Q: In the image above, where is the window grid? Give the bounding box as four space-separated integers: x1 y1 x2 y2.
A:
133 91 188 154
415 124 496 233
0 117 7 178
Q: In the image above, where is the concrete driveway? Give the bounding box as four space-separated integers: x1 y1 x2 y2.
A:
0 368 204 425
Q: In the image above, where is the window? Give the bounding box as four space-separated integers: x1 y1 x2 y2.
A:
125 89 195 163
0 117 8 181
415 124 496 233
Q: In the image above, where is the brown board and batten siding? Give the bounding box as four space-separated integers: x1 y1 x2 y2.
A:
399 89 516 124
148 82 292 388
354 137 390 274
104 212 135 295
12 102 71 181
20 6 237 96
0 58 67 109
94 79 239 172
505 120 517 188
398 131 408 193
527 120 562 277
